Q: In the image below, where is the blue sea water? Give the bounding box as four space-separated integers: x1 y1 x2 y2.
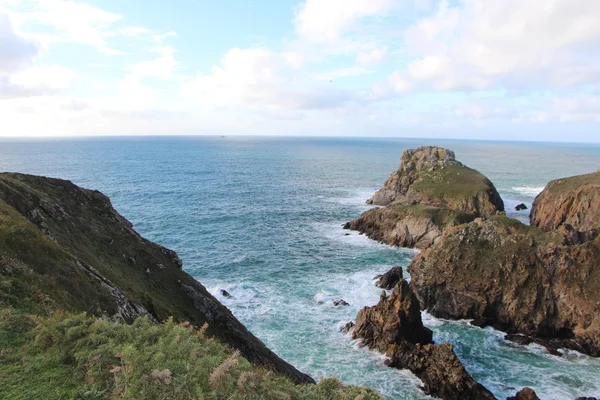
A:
1 136 599 399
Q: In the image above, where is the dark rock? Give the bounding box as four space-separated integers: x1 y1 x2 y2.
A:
219 289 232 299
341 321 355 333
333 299 350 307
352 280 494 400
375 266 403 290
505 334 533 346
515 203 528 211
507 387 540 400
575 397 598 400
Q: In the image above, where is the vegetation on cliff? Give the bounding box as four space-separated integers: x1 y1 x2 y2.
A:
0 310 380 400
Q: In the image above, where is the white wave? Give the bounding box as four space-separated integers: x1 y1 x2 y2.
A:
325 188 378 208
512 186 546 197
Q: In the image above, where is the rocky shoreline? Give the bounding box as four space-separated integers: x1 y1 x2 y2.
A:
344 146 600 399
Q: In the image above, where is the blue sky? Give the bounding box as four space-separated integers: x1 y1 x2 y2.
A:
1 0 600 141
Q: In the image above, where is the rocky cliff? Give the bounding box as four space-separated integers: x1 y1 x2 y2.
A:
352 280 496 400
0 172 313 384
346 146 504 250
531 171 600 240
409 216 600 356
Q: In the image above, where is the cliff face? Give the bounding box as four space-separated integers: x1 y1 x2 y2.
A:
346 146 503 250
409 216 600 356
0 173 313 384
531 171 600 240
351 280 495 400
367 146 504 218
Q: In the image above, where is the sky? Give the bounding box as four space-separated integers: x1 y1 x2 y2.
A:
0 0 599 141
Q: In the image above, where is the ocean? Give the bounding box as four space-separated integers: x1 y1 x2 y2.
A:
1 136 599 399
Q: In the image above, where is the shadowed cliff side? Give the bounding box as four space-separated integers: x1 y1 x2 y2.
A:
0 172 314 384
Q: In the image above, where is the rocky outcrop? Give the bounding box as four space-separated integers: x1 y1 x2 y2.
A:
352 280 495 400
0 173 314 384
409 216 600 357
507 388 540 400
345 204 475 250
366 146 504 218
531 171 600 241
345 147 504 250
375 266 404 290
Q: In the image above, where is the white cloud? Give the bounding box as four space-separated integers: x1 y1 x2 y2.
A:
294 0 395 43
390 0 600 91
128 45 179 80
356 45 387 66
10 0 124 54
181 47 359 110
316 66 373 81
0 11 39 74
8 64 77 90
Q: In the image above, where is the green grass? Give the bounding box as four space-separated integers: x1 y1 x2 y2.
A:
386 204 475 228
410 165 494 199
0 310 381 400
543 171 600 195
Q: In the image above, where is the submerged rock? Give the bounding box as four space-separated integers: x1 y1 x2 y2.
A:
333 299 350 307
374 266 404 290
219 289 233 299
353 280 494 400
341 321 355 333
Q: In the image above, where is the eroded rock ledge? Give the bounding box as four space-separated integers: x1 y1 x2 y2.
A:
352 279 495 400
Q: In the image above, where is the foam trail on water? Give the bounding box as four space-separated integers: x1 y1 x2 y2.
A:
512 186 546 197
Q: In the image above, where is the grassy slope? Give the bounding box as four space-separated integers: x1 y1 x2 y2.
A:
0 310 381 400
410 165 494 200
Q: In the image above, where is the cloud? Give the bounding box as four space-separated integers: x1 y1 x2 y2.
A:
388 0 600 92
294 0 395 43
128 45 179 80
356 45 388 66
0 12 39 74
181 47 359 110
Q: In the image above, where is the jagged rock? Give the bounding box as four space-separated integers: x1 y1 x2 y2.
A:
0 173 314 385
507 387 540 400
366 146 504 218
375 266 404 290
353 280 494 399
576 397 598 400
409 216 600 357
334 299 350 307
220 289 233 299
531 171 600 241
515 203 528 211
346 147 503 250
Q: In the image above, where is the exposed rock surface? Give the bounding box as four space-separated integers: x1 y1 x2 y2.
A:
345 205 475 250
515 203 528 211
345 147 504 250
366 146 504 217
352 280 494 400
409 216 600 356
375 266 404 290
507 388 540 400
531 171 600 241
0 172 313 384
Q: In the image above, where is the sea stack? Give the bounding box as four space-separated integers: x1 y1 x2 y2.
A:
345 146 504 250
